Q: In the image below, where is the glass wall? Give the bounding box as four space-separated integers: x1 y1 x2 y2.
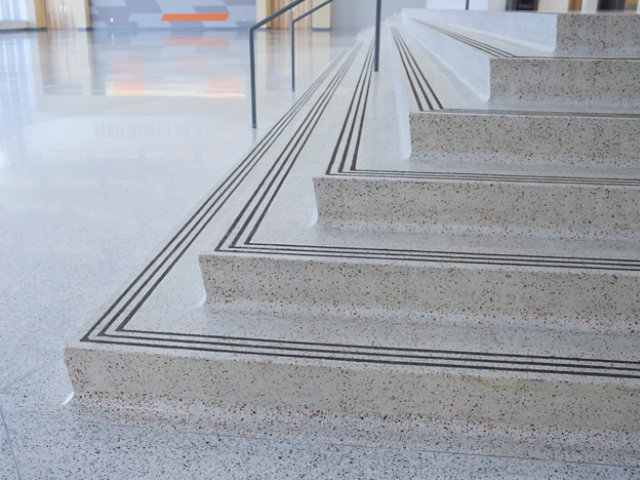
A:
0 0 26 21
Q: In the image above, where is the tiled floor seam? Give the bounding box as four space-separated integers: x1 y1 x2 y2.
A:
0 403 22 480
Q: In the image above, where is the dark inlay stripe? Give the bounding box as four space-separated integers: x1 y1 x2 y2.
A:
414 19 516 58
81 46 358 341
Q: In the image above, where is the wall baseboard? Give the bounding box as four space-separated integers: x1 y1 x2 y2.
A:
0 21 29 30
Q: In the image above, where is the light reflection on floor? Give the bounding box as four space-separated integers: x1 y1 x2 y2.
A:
0 28 355 479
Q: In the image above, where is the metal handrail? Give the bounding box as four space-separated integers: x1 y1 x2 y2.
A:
291 0 334 92
249 0 382 128
250 0 307 128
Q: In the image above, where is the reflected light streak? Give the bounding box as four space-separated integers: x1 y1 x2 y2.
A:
164 38 230 47
105 77 246 98
105 84 245 98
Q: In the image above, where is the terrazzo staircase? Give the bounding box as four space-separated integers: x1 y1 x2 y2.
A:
66 9 640 470
402 9 640 109
199 11 640 462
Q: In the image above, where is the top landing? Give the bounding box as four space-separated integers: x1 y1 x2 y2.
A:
403 8 640 57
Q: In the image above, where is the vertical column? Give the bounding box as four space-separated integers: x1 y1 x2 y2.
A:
69 0 90 29
257 0 267 22
582 0 599 12
311 0 330 29
24 0 47 28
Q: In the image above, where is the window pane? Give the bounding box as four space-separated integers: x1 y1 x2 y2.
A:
0 0 25 21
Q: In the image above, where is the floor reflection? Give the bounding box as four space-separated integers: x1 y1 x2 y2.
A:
0 29 355 170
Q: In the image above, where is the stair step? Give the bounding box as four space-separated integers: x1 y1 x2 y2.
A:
314 175 640 241
64 22 640 468
392 28 640 169
403 8 640 57
65 333 640 446
409 110 640 169
404 18 640 108
199 251 639 333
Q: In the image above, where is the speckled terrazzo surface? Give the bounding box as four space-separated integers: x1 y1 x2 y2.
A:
405 17 640 108
62 10 640 478
314 175 640 239
408 111 640 169
8 390 640 480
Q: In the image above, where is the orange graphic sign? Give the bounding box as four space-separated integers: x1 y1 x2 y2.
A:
161 13 230 22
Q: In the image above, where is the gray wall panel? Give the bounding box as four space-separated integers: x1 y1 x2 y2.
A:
331 0 424 31
90 0 256 29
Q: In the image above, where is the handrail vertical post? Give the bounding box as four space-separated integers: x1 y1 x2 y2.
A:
290 0 334 92
466 0 470 9
250 26 257 128
249 0 306 128
374 0 382 71
291 21 296 91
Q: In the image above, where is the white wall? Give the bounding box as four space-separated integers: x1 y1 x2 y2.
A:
426 0 467 8
486 0 507 9
331 0 424 30
426 0 505 9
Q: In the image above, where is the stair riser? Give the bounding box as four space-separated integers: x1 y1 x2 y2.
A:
556 14 640 56
409 112 640 169
490 58 640 109
315 177 639 241
199 254 638 329
65 346 640 433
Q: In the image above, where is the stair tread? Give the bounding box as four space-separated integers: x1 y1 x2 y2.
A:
402 18 640 108
252 219 640 265
393 24 640 114
359 27 640 172
412 17 640 61
411 18 549 59
403 8 640 57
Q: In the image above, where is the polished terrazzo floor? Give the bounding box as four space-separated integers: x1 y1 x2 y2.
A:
1 27 638 479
